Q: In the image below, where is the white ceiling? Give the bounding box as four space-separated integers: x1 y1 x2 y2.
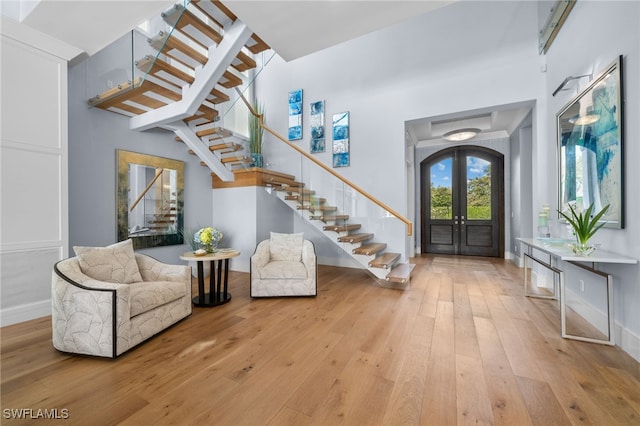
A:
226 0 454 61
2 0 532 141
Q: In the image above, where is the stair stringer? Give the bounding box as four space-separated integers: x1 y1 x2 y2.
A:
167 122 234 181
130 19 253 132
271 188 393 280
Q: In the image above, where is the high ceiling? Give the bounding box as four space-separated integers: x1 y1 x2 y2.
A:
2 0 534 142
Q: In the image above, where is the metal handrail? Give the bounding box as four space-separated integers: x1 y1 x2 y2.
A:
236 89 413 236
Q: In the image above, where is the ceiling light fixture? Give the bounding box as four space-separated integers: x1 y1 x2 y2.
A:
443 128 480 142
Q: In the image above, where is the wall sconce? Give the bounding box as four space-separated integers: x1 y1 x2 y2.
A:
552 74 592 96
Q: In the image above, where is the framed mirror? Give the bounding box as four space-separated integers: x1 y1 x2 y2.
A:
557 56 624 228
117 150 184 248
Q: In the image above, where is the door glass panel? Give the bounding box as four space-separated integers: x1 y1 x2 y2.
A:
430 157 453 219
466 156 491 220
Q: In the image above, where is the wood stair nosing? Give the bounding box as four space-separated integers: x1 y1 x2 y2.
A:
368 252 401 269
323 224 361 233
337 233 374 244
385 263 415 284
352 242 387 256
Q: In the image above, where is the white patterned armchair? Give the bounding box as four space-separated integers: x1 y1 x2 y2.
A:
52 240 192 358
251 233 317 297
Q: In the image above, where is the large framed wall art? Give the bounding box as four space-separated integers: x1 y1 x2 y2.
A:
332 111 350 167
557 55 624 228
310 100 325 153
288 89 303 141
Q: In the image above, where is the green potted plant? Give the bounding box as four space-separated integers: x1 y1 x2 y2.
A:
558 202 610 255
248 99 264 168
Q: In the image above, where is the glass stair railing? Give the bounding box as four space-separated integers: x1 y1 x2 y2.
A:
233 92 415 287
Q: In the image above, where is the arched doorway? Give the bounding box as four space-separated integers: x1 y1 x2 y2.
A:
420 146 504 257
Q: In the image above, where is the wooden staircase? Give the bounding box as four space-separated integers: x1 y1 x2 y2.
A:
87 0 269 174
86 1 413 287
263 171 415 286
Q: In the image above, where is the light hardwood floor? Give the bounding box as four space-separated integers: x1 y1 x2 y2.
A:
2 255 639 425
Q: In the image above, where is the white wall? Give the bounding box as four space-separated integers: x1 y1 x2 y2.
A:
1 20 72 325
541 1 640 360
252 0 543 262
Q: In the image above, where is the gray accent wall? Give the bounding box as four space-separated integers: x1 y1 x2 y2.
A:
68 47 213 265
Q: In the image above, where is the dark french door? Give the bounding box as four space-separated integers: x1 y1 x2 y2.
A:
421 146 504 257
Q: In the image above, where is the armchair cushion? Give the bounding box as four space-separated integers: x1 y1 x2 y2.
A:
269 232 303 261
129 281 187 317
73 239 142 284
258 260 308 280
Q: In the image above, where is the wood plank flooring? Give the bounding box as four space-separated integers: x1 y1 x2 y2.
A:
1 255 639 425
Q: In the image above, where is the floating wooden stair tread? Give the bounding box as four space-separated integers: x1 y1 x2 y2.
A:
285 195 326 204
88 79 181 114
220 155 250 164
246 34 270 54
231 51 257 72
191 0 234 28
386 263 415 283
280 188 315 195
149 31 207 68
310 214 349 222
323 224 361 233
310 205 337 212
208 87 230 104
338 233 373 244
197 126 230 138
369 253 400 269
273 179 305 188
209 142 242 154
163 4 223 48
219 70 243 89
186 104 218 123
136 55 195 86
353 243 387 256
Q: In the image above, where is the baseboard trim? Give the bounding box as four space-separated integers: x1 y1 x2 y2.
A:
1 300 50 327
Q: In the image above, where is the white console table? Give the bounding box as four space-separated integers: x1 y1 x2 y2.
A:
517 238 637 346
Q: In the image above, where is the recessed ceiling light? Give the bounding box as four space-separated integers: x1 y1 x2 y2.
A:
443 128 481 142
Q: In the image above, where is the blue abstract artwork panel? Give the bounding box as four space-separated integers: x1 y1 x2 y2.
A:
332 111 350 167
310 100 325 153
288 89 303 141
